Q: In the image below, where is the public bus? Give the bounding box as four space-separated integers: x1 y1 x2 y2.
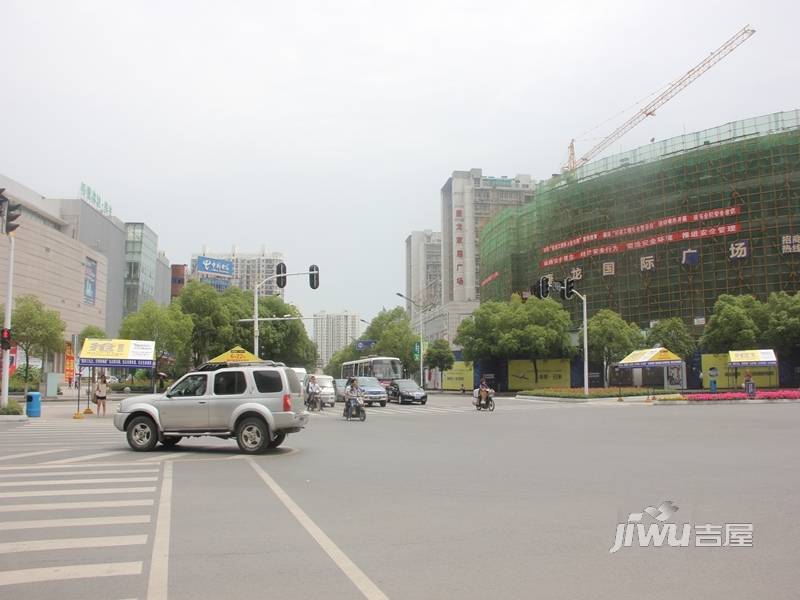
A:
341 356 403 387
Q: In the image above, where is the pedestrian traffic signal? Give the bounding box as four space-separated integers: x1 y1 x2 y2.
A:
308 264 319 289
276 262 287 288
1 328 11 351
539 276 550 299
561 277 576 300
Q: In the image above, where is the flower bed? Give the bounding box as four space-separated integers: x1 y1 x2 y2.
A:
518 387 677 399
683 390 800 401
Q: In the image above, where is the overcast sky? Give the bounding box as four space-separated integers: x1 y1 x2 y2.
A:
2 1 797 324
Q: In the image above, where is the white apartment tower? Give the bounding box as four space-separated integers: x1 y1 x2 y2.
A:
404 230 442 324
192 246 285 297
314 311 361 369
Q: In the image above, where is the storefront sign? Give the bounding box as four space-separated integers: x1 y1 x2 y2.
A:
79 338 156 368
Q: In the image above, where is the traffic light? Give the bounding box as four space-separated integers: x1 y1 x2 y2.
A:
539 276 550 299
2 188 22 235
308 264 319 289
561 277 576 300
1 328 11 351
276 262 287 288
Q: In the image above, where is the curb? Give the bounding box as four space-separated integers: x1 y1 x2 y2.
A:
515 395 588 403
0 415 29 422
655 399 800 406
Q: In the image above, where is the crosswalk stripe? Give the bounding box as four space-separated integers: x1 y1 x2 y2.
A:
0 534 148 554
0 486 157 499
44 451 129 464
0 515 151 531
0 561 143 586
0 449 69 462
0 462 146 471
0 468 158 479
0 499 154 513
0 477 158 488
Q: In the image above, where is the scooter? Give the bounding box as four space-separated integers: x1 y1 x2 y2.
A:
472 389 495 411
305 392 322 412
344 396 367 421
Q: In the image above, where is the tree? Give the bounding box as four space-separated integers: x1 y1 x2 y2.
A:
78 325 107 349
701 301 760 353
178 281 228 366
646 317 696 360
456 296 573 385
325 343 361 378
119 301 193 376
587 309 643 387
9 295 66 392
424 339 455 374
762 292 800 356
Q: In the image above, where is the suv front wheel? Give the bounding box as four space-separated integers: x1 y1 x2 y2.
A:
126 415 158 452
236 417 269 454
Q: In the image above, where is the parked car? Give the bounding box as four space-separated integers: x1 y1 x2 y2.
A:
356 376 388 407
106 375 120 384
334 378 347 403
114 363 308 454
387 379 427 404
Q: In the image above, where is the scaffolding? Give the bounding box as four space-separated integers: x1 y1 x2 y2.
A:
480 110 800 329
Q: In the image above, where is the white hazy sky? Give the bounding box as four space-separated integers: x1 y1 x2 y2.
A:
2 1 797 323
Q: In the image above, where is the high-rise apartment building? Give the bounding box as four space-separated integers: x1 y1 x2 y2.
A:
313 311 361 369
192 246 285 298
404 230 442 324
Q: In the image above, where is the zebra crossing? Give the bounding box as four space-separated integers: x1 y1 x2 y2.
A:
308 400 575 418
0 459 163 598
0 419 126 465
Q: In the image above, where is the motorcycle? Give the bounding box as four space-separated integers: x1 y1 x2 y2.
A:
472 388 495 411
344 395 367 421
305 391 322 412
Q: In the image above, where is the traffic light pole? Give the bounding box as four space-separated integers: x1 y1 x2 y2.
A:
251 270 315 357
1 235 15 409
574 290 589 397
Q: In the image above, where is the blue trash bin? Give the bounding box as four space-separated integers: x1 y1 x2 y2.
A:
26 392 41 417
710 379 717 393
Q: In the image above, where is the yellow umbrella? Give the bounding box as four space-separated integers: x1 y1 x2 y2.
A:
208 346 263 364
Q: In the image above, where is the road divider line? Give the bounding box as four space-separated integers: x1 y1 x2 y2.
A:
0 476 158 488
0 499 154 513
0 449 68 462
138 453 191 463
0 561 142 586
0 486 156 499
0 462 141 471
44 451 129 464
0 515 151 531
147 460 173 600
0 534 148 554
0 468 158 479
247 458 389 600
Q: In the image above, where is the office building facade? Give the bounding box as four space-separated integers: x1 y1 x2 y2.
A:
404 230 442 325
313 311 361 368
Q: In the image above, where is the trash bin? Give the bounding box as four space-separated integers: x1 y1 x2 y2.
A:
710 379 717 393
26 392 41 417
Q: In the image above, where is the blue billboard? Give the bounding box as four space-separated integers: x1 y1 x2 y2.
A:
196 256 233 278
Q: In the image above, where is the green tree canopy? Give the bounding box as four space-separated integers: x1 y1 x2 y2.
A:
178 281 228 366
646 317 696 360
587 309 643 386
9 295 66 392
119 300 194 375
78 325 107 349
761 292 800 355
424 338 455 373
701 301 760 353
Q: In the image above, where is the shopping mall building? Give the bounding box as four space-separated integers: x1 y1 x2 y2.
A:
479 110 800 331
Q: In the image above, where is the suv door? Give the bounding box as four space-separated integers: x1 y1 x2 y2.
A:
208 370 249 429
157 373 210 430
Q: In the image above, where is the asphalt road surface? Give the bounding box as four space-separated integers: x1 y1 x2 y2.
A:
0 394 797 599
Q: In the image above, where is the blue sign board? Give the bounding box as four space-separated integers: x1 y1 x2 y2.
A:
197 256 234 277
356 340 377 352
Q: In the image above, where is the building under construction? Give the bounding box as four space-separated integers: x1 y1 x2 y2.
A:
479 110 800 330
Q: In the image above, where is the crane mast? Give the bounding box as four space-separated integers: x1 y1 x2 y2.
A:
565 25 756 172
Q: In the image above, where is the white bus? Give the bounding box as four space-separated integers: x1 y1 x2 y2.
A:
341 356 403 387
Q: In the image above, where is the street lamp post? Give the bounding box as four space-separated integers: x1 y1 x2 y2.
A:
396 292 431 388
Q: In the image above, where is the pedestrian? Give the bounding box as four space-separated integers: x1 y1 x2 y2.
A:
460 384 465 394
95 374 108 417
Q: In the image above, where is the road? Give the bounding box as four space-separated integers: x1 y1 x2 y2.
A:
0 394 798 599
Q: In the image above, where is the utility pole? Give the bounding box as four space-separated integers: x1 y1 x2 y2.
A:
0 189 21 409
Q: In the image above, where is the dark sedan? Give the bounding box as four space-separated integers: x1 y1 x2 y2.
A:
387 379 427 405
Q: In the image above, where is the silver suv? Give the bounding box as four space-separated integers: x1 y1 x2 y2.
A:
114 364 308 454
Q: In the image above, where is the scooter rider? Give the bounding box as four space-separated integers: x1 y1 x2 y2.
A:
478 377 491 408
344 377 361 418
306 376 322 411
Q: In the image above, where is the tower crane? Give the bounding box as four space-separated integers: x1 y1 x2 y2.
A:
564 25 756 172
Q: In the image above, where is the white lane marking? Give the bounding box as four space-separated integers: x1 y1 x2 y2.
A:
44 451 129 464
0 499 154 513
146 460 173 600
0 468 158 479
0 534 148 554
0 515 151 530
138 453 191 463
0 449 68 462
0 462 141 471
0 487 156 499
0 561 142 586
247 458 389 600
0 477 158 488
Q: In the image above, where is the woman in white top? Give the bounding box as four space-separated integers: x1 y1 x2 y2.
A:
95 375 109 417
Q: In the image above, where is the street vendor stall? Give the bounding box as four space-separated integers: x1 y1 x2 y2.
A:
616 347 685 398
728 349 777 390
76 338 155 419
207 346 263 364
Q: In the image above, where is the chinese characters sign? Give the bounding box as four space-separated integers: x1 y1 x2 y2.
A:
781 234 800 253
196 256 234 277
84 257 97 305
454 208 465 287
79 338 156 368
729 240 749 260
80 182 112 216
480 271 500 287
